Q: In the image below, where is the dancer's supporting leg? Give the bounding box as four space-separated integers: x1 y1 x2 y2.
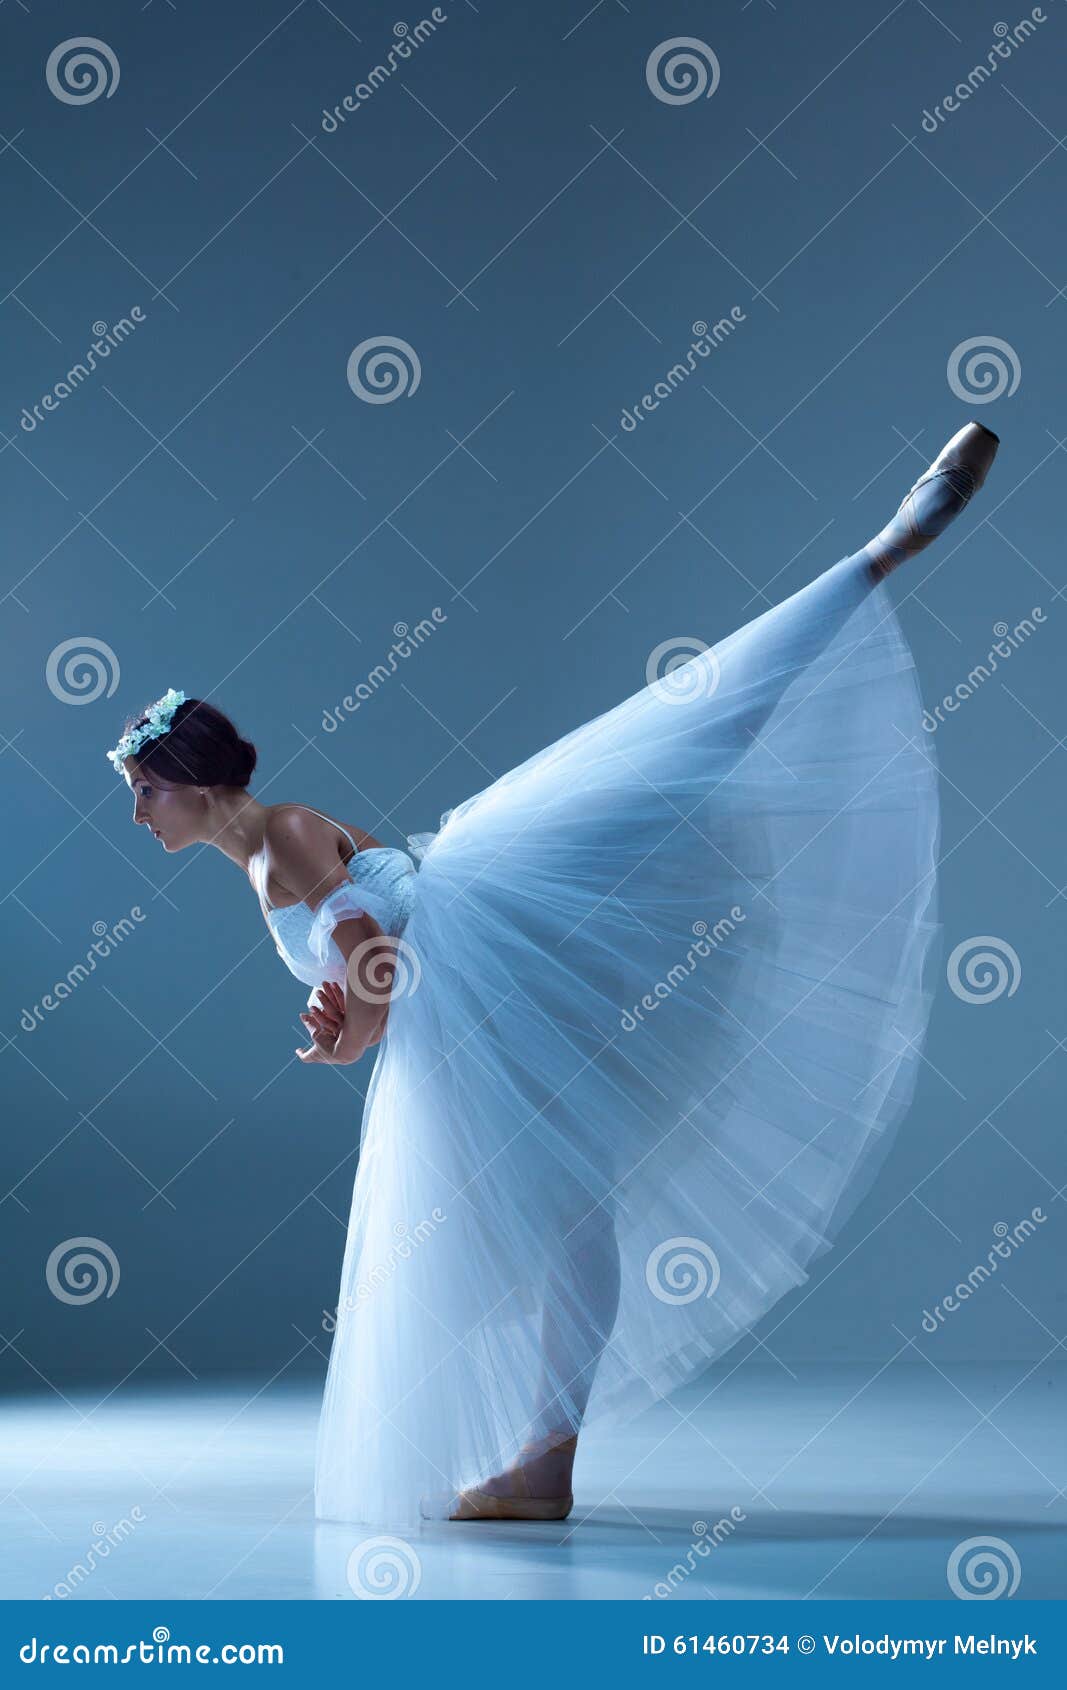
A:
523 1204 622 1492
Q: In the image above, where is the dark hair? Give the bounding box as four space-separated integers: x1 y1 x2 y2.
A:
121 697 257 788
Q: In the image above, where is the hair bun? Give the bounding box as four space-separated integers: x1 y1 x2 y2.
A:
235 737 258 783
111 696 258 789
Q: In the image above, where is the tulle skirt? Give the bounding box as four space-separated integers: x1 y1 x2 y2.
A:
314 548 940 1527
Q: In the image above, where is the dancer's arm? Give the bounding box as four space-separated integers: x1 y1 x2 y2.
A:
320 918 395 1064
262 808 393 1064
298 930 393 1065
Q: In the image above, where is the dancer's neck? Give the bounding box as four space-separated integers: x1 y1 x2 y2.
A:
202 790 272 874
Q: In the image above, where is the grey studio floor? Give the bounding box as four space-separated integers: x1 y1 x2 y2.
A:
3 1363 1063 1602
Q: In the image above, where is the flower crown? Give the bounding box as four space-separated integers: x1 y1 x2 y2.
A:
105 687 187 772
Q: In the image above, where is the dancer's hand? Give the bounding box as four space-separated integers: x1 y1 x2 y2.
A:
299 981 344 1039
295 1039 353 1065
296 982 355 1064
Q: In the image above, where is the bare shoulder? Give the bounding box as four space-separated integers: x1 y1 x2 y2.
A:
266 805 382 854
262 806 383 906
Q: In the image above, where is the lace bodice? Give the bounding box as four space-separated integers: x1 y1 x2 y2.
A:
256 806 431 989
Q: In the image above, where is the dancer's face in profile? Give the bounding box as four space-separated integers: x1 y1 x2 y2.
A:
124 760 204 851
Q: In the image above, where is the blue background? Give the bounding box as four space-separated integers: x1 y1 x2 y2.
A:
2 0 1063 1391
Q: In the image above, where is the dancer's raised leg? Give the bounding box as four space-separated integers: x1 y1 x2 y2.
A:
445 419 999 1524
710 420 1000 759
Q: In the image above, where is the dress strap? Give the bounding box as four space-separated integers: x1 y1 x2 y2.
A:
292 804 361 857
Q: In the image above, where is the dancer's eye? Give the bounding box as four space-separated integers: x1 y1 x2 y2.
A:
138 784 152 797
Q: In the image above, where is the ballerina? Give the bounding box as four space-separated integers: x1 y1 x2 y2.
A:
106 420 999 1527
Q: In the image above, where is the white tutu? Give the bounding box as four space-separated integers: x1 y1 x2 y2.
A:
313 549 939 1526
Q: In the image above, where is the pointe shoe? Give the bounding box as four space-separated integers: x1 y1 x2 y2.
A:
865 420 999 581
448 1430 578 1522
